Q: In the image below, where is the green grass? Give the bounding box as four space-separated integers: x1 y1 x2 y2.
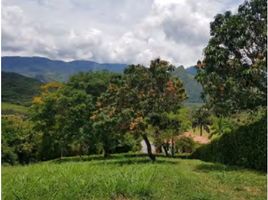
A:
2 154 266 200
1 102 29 115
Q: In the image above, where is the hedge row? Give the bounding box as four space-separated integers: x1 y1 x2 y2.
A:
191 115 267 171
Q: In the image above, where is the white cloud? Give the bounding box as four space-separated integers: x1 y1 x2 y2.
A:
2 0 244 67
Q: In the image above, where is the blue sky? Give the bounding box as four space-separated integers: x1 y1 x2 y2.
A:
2 0 243 67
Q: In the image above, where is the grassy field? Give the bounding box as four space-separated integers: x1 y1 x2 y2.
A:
2 154 266 200
1 102 29 115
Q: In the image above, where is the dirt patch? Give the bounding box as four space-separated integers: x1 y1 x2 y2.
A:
179 132 210 144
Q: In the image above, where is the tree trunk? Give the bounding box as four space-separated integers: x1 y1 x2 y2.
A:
155 145 162 153
154 130 162 153
142 134 156 161
60 147 63 160
103 145 110 158
79 142 82 158
171 137 175 157
162 144 169 157
200 125 203 136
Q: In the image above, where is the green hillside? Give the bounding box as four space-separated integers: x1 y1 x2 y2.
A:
1 102 29 115
2 72 42 105
173 66 203 103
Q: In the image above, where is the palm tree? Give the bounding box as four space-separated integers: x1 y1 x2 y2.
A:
192 107 212 136
209 117 233 138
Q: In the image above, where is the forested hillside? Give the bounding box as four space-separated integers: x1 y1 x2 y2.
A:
173 66 202 103
2 72 42 105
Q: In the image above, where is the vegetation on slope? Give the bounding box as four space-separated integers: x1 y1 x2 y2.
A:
173 66 203 103
2 71 42 105
1 102 29 115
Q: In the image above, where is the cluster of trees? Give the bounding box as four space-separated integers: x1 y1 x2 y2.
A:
2 60 193 164
191 0 267 170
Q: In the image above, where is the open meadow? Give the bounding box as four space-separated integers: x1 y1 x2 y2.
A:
2 154 266 200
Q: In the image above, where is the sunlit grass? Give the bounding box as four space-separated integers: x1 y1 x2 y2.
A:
2 154 266 200
1 102 29 115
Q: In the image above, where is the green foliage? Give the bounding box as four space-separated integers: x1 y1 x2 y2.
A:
2 72 42 106
2 155 266 200
67 71 117 101
31 82 95 160
176 138 193 154
148 108 192 156
192 115 267 171
175 136 196 153
196 0 267 114
2 115 41 164
192 107 212 136
209 116 234 138
113 134 142 153
168 107 192 132
93 58 187 160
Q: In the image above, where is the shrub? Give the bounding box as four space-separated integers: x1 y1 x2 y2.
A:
176 136 196 153
191 115 267 171
1 145 17 165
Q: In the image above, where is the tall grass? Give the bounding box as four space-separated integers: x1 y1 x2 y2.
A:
2 154 266 200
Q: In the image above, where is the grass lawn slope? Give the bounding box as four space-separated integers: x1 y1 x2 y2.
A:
2 154 266 200
1 102 29 115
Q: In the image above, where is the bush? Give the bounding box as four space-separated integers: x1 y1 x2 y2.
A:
1 146 18 165
176 136 196 153
112 134 141 154
2 115 41 165
191 115 267 171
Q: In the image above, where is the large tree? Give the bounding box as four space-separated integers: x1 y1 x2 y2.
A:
93 59 186 161
196 0 267 115
31 82 95 160
67 71 117 102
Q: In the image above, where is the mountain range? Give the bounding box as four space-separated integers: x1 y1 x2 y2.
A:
2 56 127 82
2 56 202 103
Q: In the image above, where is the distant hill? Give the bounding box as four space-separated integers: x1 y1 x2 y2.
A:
2 56 203 103
172 66 203 103
2 71 42 105
2 56 127 82
185 66 197 76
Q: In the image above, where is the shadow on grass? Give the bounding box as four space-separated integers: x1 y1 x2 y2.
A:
195 162 243 172
96 159 178 166
155 154 191 159
52 153 179 165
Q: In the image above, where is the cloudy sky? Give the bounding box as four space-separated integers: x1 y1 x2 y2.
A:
2 0 243 67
